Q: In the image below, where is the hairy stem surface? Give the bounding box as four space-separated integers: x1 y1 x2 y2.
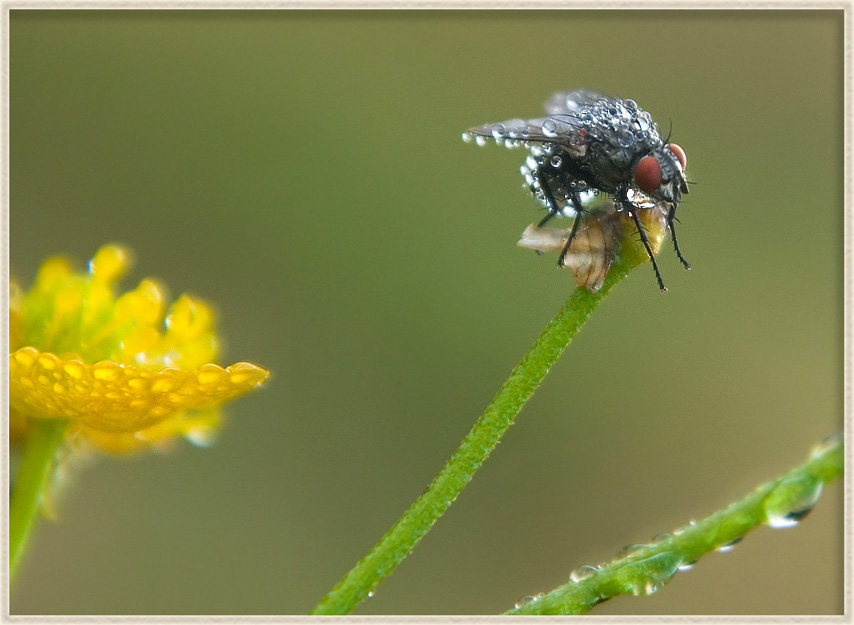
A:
311 244 649 615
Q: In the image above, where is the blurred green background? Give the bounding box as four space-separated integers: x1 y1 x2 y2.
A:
9 10 842 616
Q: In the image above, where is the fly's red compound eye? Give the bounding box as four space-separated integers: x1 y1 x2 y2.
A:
668 143 687 170
634 155 661 194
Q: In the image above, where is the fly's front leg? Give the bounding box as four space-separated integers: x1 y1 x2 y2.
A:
667 205 692 270
618 190 667 292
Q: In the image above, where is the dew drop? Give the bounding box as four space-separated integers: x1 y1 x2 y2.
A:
461 131 473 143
764 474 824 528
186 426 216 448
617 129 636 147
475 135 488 147
514 595 536 609
613 551 682 597
716 537 742 553
367 591 374 598
491 123 506 139
569 565 598 583
550 155 562 168
617 544 650 558
677 560 697 572
542 118 558 137
811 432 843 458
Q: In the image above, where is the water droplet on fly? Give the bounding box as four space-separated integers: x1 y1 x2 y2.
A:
550 155 562 168
491 123 506 139
461 131 473 143
570 565 598 583
764 474 824 529
617 129 635 147
542 118 558 137
475 135 488 147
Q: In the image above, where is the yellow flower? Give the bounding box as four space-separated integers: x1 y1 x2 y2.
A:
9 245 269 454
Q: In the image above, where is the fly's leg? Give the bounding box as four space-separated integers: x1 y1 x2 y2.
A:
628 207 667 292
667 205 692 270
531 161 585 267
534 168 561 228
556 188 585 268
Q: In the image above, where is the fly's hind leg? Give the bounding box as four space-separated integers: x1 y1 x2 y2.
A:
556 189 586 268
534 168 561 228
531 163 585 267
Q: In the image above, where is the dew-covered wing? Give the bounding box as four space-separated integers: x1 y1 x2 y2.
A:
544 89 614 115
466 116 589 156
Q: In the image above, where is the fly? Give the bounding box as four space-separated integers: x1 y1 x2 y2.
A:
463 89 691 292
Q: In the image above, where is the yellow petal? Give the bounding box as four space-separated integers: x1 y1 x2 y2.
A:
10 347 269 434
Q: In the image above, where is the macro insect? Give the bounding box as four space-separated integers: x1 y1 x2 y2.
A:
463 89 691 292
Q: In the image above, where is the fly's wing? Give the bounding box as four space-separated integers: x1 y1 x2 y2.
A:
544 89 614 115
466 116 589 157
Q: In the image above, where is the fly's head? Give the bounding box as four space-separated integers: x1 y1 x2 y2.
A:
632 143 688 207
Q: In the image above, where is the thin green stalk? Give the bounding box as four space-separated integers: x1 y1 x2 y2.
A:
507 433 844 615
311 243 651 615
10 418 68 579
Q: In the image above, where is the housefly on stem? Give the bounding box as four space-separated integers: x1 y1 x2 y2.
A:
463 89 691 292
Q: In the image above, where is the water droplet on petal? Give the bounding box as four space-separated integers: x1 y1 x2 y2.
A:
186 426 217 447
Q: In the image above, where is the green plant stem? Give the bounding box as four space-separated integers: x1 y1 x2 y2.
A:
311 244 650 615
507 433 844 615
10 418 68 579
